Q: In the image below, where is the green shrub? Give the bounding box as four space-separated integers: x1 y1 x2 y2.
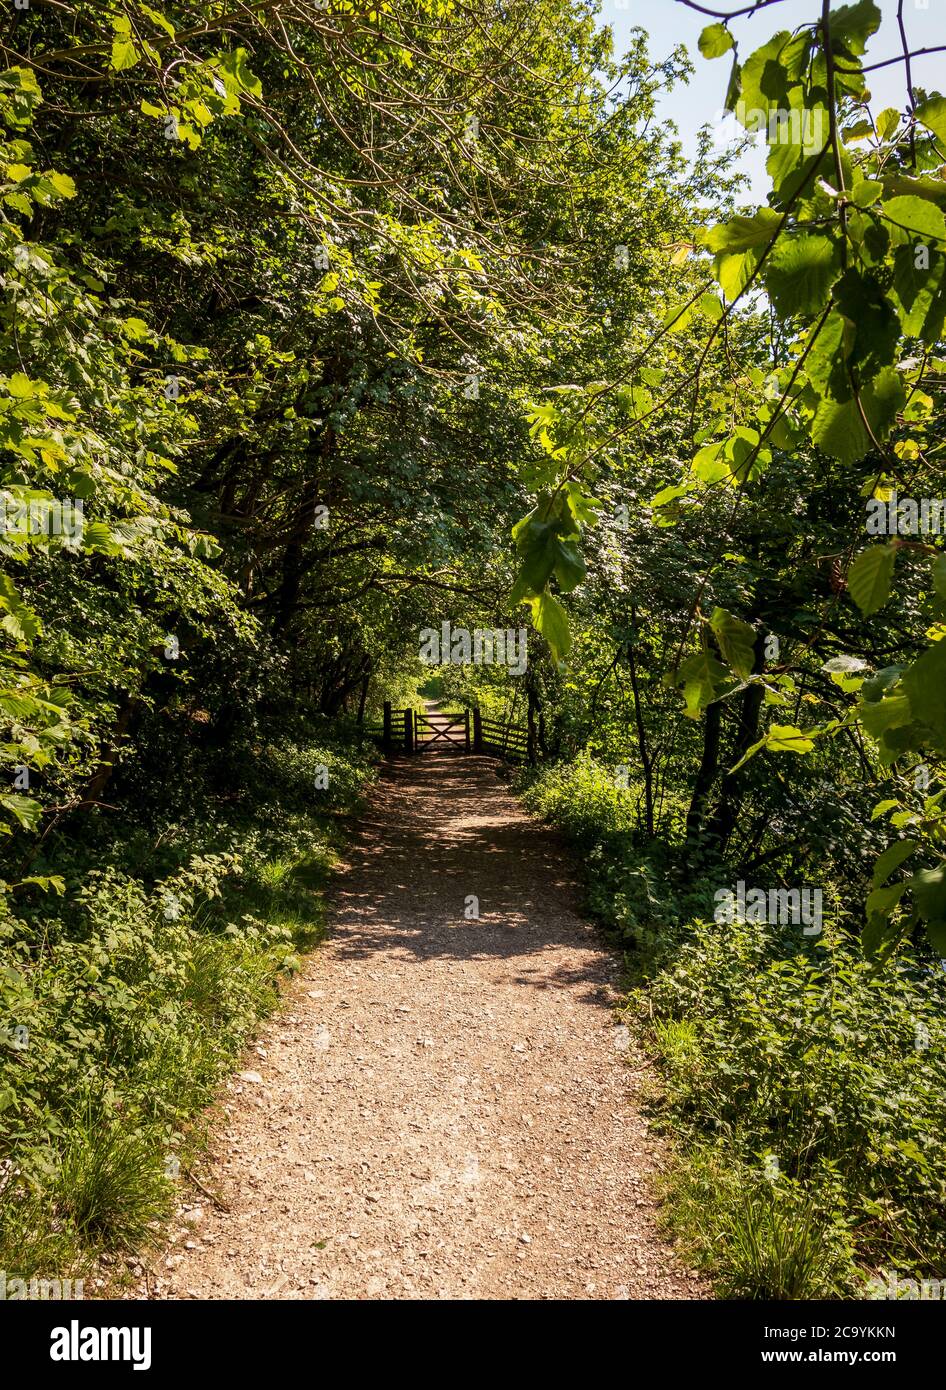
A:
0 722 376 1282
636 914 946 1288
526 751 946 1295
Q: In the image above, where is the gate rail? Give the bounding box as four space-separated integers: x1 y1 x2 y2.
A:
415 710 469 752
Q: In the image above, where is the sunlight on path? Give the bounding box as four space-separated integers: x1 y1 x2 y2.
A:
149 754 707 1301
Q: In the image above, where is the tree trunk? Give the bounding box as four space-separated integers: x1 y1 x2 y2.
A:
705 630 767 855
685 693 722 846
626 611 654 838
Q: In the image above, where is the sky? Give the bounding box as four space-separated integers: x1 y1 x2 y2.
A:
594 0 946 196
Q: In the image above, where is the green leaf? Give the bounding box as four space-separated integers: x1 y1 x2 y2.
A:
847 544 896 616
0 793 42 830
881 195 946 243
876 108 900 141
764 235 839 316
691 440 729 483
871 838 917 888
925 919 946 954
698 23 734 59
550 538 585 594
916 95 946 150
862 909 904 960
901 638 946 751
829 0 881 58
811 369 904 465
910 866 946 924
704 208 782 254
725 428 770 485
81 522 122 556
46 171 76 199
765 724 815 754
892 244 944 336
0 574 41 644
219 48 263 99
120 316 152 342
849 178 883 208
651 482 693 509
832 269 900 375
510 522 555 603
858 692 912 747
527 592 570 662
709 607 756 679
17 874 65 894
110 39 140 72
667 647 729 720
714 248 763 301
865 879 907 921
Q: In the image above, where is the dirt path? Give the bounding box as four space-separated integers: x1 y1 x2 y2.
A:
149 751 706 1300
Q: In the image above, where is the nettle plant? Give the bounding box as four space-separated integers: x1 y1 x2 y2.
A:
510 0 946 959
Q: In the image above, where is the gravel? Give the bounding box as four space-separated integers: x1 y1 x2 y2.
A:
145 751 708 1302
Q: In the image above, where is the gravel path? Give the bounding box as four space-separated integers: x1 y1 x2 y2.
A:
149 750 706 1300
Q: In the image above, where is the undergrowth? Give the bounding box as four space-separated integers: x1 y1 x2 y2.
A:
521 755 946 1299
0 717 376 1284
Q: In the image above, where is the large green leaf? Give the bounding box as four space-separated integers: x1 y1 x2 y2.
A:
916 95 946 150
764 234 839 316
871 838 917 888
709 607 756 680
810 369 904 464
698 24 734 60
901 639 946 751
667 647 729 720
881 195 946 244
704 209 782 255
847 544 896 616
527 592 570 662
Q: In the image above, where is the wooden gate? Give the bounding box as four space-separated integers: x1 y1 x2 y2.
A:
370 702 531 762
415 709 470 752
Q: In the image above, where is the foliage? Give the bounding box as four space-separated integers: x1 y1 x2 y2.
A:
508 0 946 958
0 721 375 1279
526 747 946 1295
2 0 945 1301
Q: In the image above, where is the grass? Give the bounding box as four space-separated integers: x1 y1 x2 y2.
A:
658 1152 855 1300
0 723 376 1292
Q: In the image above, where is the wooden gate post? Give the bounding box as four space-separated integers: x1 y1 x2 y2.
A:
464 709 471 752
383 700 392 752
404 708 413 753
472 707 482 754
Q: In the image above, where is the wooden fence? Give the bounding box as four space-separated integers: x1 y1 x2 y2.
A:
363 703 531 763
